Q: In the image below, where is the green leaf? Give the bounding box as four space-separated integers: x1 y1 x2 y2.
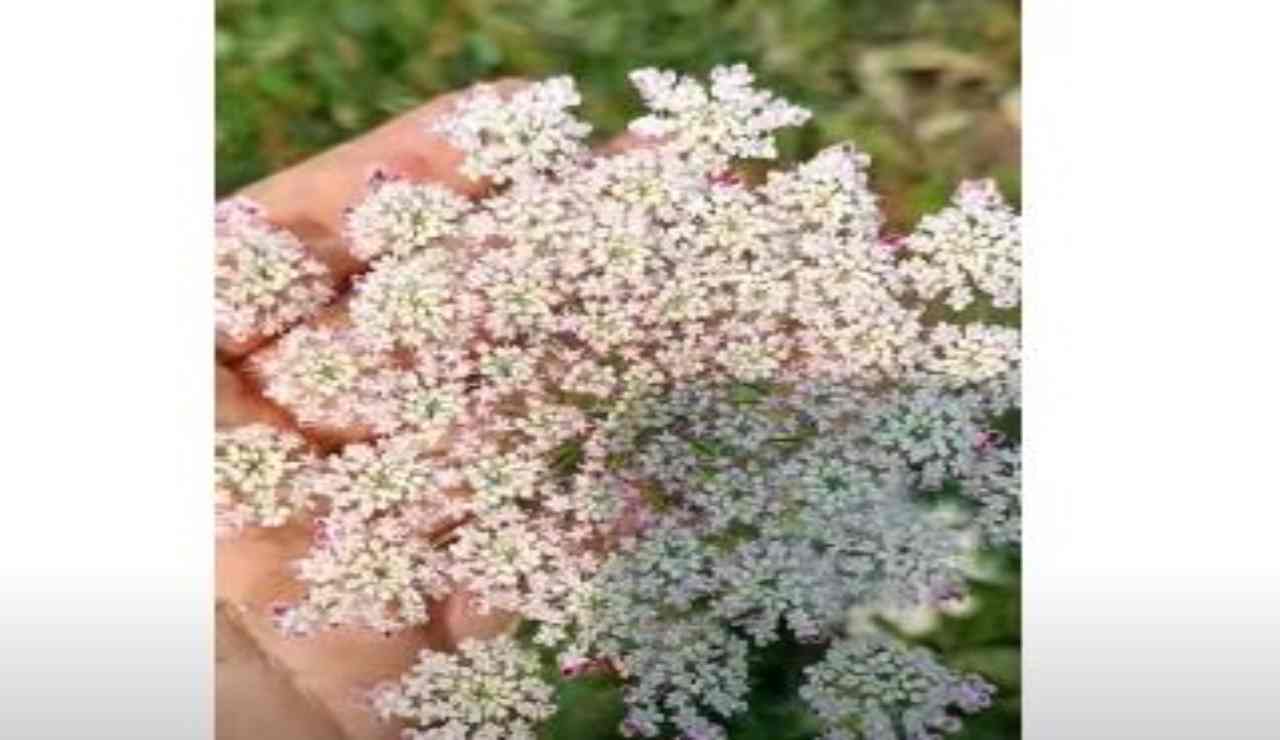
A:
949 646 1021 690
541 675 626 740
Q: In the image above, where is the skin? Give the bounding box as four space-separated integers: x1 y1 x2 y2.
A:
216 80 648 740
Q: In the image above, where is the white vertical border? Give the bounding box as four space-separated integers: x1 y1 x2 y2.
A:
0 1 213 738
1025 1 1280 737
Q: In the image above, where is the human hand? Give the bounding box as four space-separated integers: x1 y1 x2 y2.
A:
214 77 658 740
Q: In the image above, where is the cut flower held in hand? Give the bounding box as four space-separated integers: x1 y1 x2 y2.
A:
216 63 1020 740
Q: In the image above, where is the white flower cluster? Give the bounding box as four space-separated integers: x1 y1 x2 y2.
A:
344 173 472 261
222 65 1022 739
276 435 465 635
924 323 1021 413
350 249 469 352
614 618 750 740
432 76 592 183
800 636 995 740
629 63 811 172
214 424 313 534
254 326 392 432
371 636 556 740
215 197 334 343
863 387 989 489
899 178 1022 311
859 385 1021 544
965 446 1022 546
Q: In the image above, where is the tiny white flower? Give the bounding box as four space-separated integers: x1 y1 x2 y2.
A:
215 198 333 342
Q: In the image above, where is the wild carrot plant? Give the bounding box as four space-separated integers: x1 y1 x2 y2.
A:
217 65 1020 740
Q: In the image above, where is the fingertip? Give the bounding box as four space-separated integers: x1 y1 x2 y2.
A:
236 78 532 279
216 603 349 740
229 604 433 740
216 362 298 432
216 519 312 608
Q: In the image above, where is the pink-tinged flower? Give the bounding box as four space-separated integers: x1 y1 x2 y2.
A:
214 424 314 534
344 173 471 261
218 65 1021 740
215 198 334 344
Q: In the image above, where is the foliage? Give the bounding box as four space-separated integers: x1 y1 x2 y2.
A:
215 0 1020 226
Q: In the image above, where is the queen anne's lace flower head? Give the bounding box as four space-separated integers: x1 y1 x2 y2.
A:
861 386 989 490
391 372 469 443
629 63 811 172
800 636 995 740
923 323 1021 402
350 250 469 353
432 76 592 184
276 434 464 635
214 424 313 534
899 179 1022 311
372 636 555 740
616 618 751 740
255 325 394 432
215 197 334 343
344 174 472 261
760 143 882 247
224 65 1021 740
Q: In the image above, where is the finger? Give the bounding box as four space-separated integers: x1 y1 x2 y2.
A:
217 509 513 740
216 361 297 432
237 125 660 445
216 604 347 740
216 80 529 360
222 600 431 740
215 369 422 740
239 298 388 450
216 480 513 740
237 79 528 281
216 364 512 739
215 118 662 735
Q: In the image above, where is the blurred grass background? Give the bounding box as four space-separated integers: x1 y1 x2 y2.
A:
216 0 1019 229
216 1 1021 736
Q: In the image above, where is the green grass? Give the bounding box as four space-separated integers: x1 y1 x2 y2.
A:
216 0 1019 228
